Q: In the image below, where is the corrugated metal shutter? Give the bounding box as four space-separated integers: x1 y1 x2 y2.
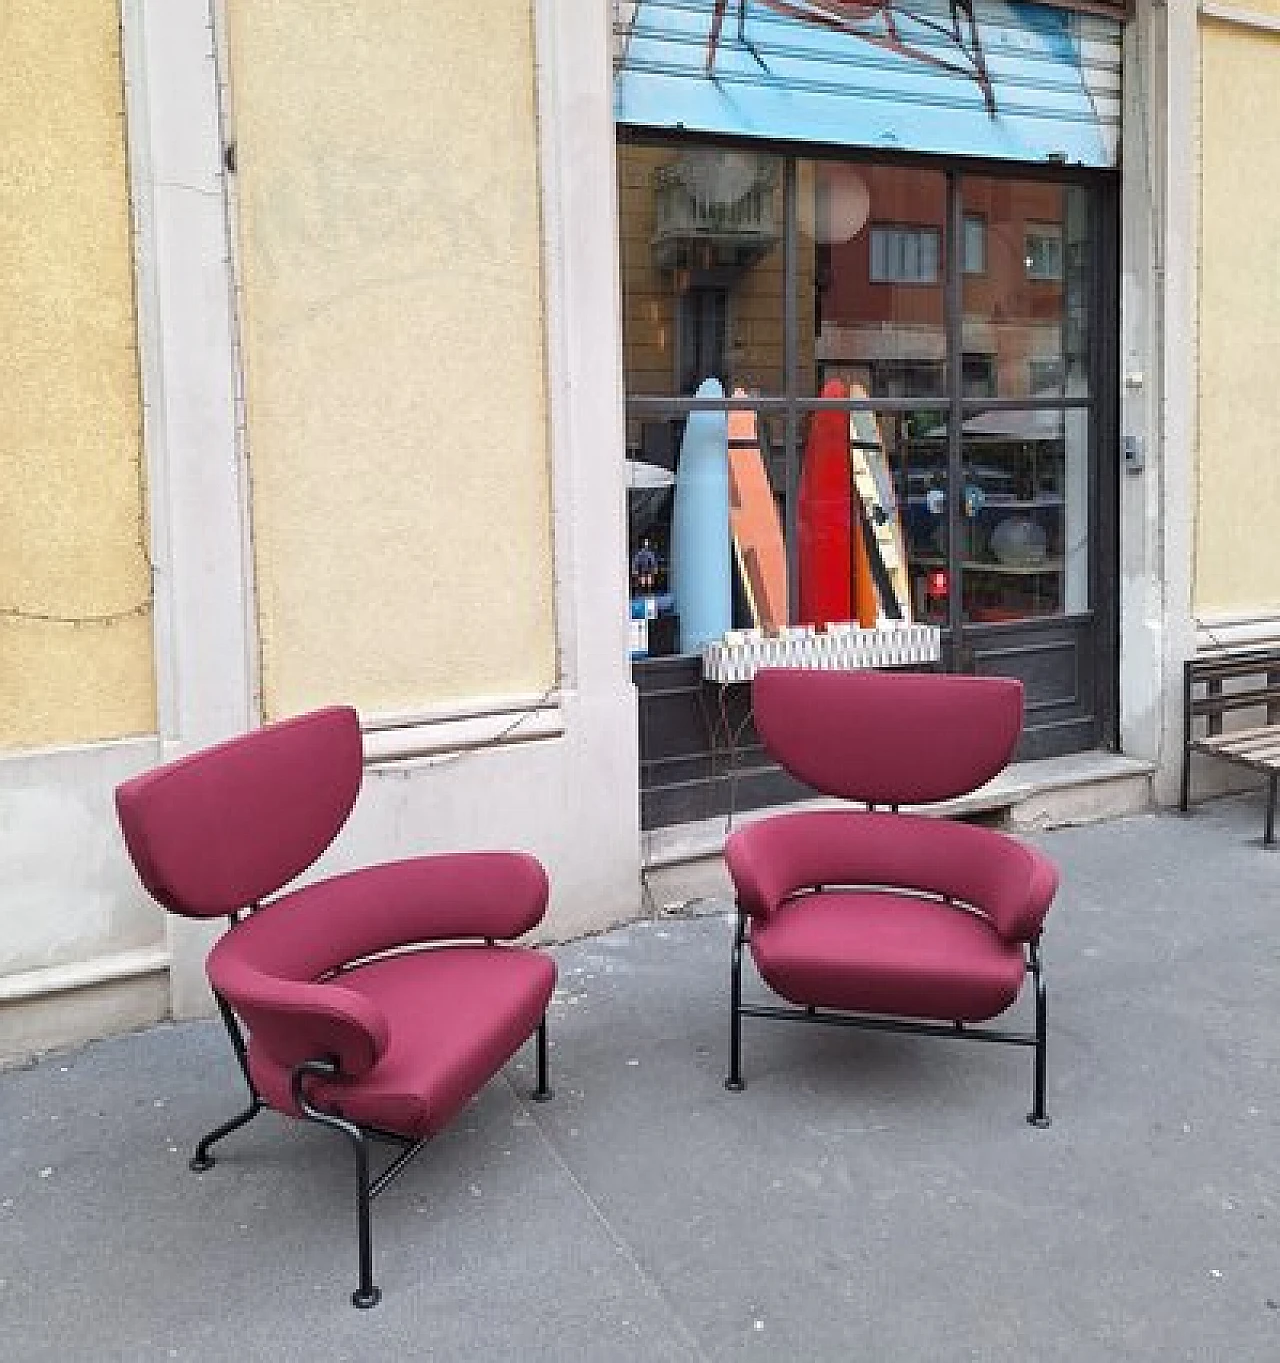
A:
614 1 1123 169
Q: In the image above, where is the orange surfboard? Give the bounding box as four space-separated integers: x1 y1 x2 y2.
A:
851 498 878 629
728 393 788 631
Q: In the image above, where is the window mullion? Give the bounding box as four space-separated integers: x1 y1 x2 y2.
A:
945 171 965 648
783 156 800 625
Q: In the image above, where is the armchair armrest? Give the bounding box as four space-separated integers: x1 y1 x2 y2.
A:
724 810 1058 943
207 945 390 1079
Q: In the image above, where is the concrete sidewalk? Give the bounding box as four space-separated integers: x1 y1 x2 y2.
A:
2 796 1279 1361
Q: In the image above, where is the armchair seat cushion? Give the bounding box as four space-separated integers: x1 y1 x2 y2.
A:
749 890 1026 1023
248 945 556 1139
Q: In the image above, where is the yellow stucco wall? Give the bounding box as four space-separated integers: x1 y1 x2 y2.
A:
1222 0 1280 17
226 1 556 719
0 0 155 748
1196 18 1280 617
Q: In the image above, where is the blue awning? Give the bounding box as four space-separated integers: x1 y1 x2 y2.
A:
614 1 1122 168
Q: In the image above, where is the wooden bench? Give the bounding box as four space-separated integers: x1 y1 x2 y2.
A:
1181 648 1280 845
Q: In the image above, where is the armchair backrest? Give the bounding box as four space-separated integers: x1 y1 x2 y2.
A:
753 669 1023 806
115 706 364 918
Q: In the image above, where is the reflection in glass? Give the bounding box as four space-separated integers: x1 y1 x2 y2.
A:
960 178 1092 400
618 142 785 409
805 160 948 401
618 145 1101 657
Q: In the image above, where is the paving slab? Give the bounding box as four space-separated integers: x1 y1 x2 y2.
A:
2 797 1279 1361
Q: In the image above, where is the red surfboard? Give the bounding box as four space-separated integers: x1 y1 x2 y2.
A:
798 378 853 627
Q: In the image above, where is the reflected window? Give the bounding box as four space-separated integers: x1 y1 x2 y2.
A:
869 225 941 285
963 215 987 276
1024 224 1064 282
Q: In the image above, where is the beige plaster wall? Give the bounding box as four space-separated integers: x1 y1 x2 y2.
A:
226 1 556 718
0 0 154 748
1196 18 1280 617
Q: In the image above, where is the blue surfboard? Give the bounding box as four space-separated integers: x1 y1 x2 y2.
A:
671 377 732 654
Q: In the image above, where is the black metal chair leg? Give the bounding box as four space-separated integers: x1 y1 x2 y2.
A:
192 992 266 1170
294 1061 381 1309
1266 773 1277 847
530 1015 554 1102
190 1098 264 1172
726 909 746 1092
1026 941 1050 1128
348 1129 380 1309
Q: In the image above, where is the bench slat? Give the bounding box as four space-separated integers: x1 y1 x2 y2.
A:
1190 733 1280 770
1187 684 1280 718
1189 651 1280 683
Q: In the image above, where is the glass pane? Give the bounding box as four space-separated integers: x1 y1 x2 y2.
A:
797 404 946 630
626 399 793 659
897 411 952 627
618 141 785 409
803 161 948 401
960 178 1093 399
958 408 1090 624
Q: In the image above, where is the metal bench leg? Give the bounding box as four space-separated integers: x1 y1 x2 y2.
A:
1266 772 1278 847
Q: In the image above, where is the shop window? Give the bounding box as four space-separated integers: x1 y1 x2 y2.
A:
618 143 1100 660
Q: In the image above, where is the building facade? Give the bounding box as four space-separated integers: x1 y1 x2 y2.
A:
0 1 1263 1063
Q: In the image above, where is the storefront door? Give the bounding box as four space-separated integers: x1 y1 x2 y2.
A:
615 2 1124 826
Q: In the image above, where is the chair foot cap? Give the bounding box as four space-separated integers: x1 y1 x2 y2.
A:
352 1287 382 1309
724 1078 745 1093
529 1087 554 1103
1026 1114 1051 1129
189 1155 215 1172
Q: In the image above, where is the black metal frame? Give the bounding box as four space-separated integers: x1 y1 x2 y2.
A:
185 916 554 1308
725 905 1049 1126
1180 648 1280 848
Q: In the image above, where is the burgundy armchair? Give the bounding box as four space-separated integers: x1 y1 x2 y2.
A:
115 707 556 1307
723 669 1059 1124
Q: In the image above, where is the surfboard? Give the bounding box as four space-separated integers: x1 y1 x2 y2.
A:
671 376 732 653
848 383 912 623
850 495 879 629
797 378 854 628
727 391 788 632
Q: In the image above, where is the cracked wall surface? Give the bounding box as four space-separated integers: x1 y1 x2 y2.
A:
0 0 154 749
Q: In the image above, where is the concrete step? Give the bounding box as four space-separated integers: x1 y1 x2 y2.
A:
640 749 1154 914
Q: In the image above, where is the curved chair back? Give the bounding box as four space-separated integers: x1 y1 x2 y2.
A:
115 706 364 917
753 669 1022 805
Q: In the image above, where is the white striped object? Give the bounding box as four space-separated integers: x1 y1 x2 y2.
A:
702 623 942 684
